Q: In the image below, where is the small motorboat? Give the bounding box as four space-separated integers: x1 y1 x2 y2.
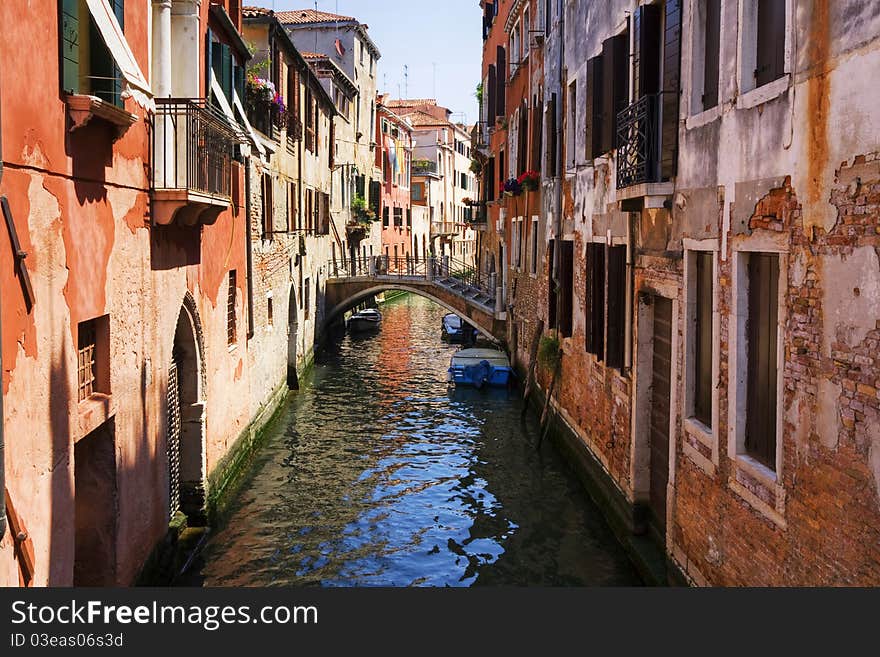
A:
441 313 477 343
447 347 513 389
347 308 382 332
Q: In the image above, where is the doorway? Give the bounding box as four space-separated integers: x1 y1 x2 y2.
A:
648 296 673 533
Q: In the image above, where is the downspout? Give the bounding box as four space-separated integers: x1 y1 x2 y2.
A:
624 211 634 370
552 0 565 323
245 157 255 338
0 53 6 540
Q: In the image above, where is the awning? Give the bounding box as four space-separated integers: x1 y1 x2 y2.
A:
85 0 153 111
232 87 267 159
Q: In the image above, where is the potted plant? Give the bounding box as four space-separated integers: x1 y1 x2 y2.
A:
518 170 540 192
503 177 523 197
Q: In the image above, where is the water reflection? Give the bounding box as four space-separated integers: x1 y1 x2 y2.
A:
195 294 641 586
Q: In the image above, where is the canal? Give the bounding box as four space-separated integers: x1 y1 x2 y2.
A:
191 294 642 586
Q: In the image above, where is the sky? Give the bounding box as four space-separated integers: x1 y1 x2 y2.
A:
268 0 483 125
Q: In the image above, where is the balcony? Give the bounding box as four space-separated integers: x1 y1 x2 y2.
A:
431 221 457 238
152 99 241 226
413 160 440 177
616 93 675 202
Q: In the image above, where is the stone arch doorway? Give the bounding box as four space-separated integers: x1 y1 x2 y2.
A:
167 293 207 525
287 284 299 390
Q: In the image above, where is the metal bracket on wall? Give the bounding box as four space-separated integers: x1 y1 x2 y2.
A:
1 195 35 312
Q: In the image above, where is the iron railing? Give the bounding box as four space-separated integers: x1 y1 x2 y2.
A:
327 255 496 308
413 160 439 176
616 92 661 190
153 98 239 198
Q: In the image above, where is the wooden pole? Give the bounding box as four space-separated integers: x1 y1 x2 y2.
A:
537 356 560 449
520 319 544 416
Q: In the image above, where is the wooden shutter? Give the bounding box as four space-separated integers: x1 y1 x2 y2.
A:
745 253 779 469
756 0 786 87
487 64 497 124
661 0 682 180
548 239 557 329
517 100 529 174
531 96 542 171
600 33 629 154
496 45 506 116
486 157 495 201
369 180 381 216
559 241 574 338
585 55 604 160
632 4 661 100
547 93 557 177
329 120 335 168
586 243 605 359
222 44 233 103
606 245 627 369
61 0 80 94
694 252 713 427
702 0 721 110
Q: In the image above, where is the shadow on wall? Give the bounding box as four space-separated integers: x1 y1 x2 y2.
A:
67 121 113 205
150 224 202 270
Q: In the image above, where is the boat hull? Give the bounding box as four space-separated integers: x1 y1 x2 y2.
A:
447 348 513 388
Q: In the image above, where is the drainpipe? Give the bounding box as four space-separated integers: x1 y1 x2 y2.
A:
552 0 565 321
624 211 634 371
0 56 6 540
245 159 255 338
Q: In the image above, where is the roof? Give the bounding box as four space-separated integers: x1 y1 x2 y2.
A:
387 98 437 108
406 110 448 127
241 6 271 18
275 9 356 25
300 51 326 59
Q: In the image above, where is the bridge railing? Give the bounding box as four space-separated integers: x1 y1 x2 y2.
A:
327 255 497 308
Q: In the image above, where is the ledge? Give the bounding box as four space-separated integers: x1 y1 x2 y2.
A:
66 94 138 140
152 188 231 227
685 104 722 131
736 75 790 111
77 393 117 440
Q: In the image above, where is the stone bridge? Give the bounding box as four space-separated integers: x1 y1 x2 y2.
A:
323 257 506 342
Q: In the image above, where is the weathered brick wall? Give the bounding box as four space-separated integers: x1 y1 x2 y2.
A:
672 160 880 585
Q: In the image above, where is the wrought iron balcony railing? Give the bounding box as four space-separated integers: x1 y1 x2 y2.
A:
616 93 661 190
412 160 439 176
153 98 239 199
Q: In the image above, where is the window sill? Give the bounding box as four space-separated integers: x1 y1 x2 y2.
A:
736 74 790 111
77 393 116 440
685 104 722 130
682 417 716 476
66 94 138 140
728 454 786 528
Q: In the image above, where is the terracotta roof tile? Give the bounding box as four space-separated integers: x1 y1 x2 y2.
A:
300 51 327 59
387 98 437 108
275 8 356 25
242 6 271 18
406 110 448 127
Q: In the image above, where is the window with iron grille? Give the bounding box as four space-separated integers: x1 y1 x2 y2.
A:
77 320 97 402
77 316 109 401
60 0 126 108
394 207 403 227
227 271 237 346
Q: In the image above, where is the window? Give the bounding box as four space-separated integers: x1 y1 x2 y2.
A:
693 0 722 112
61 0 126 107
394 207 403 227
496 46 506 115
531 94 543 171
606 246 627 369
545 94 557 176
287 182 296 232
585 243 606 359
304 278 311 320
305 86 315 151
305 188 314 233
261 173 273 237
688 250 714 428
227 271 237 346
600 31 629 155
77 316 110 402
740 0 787 95
530 216 539 275
745 252 779 468
383 206 390 227
267 295 274 327
406 208 412 229
412 183 424 202
523 7 531 58
567 80 577 169
584 56 603 160
509 20 520 78
498 149 505 199
558 240 574 338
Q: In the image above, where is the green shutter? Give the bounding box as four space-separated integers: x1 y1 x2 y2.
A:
112 0 125 107
113 0 124 30
60 0 80 94
221 44 233 104
234 63 244 103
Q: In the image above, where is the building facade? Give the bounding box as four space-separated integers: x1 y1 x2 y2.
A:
376 99 414 270
479 0 880 585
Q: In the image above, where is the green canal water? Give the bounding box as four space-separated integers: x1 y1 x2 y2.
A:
190 294 641 586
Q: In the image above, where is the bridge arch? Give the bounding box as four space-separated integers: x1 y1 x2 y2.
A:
323 283 501 342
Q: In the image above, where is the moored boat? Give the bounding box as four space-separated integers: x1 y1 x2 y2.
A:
441 313 477 343
347 308 382 332
447 347 513 388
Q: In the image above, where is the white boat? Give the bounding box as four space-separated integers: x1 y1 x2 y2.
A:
347 308 382 332
441 313 477 343
448 347 513 388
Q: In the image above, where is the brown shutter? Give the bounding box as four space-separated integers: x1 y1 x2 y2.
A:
548 93 557 176
702 0 721 110
661 0 682 180
487 64 497 124
531 95 543 172
600 32 629 154
633 4 661 99
694 252 713 426
496 46 506 116
585 55 604 160
559 241 574 338
517 100 529 174
745 253 779 469
548 239 557 329
606 245 627 369
756 0 786 87
586 243 605 359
